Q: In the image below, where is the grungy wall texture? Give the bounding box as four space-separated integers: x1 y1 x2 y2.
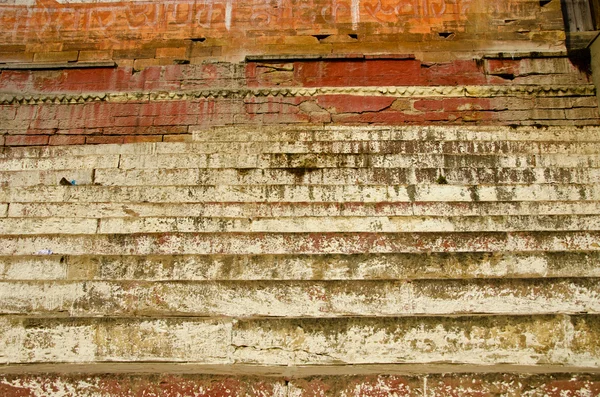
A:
1 0 600 395
0 0 567 63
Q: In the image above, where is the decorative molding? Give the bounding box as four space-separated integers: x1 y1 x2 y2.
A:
0 85 595 105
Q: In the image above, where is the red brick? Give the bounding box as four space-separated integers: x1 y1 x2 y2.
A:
261 112 311 124
295 59 424 87
29 119 59 130
24 128 57 135
4 116 33 130
138 66 163 82
101 126 143 135
163 64 185 81
82 102 113 120
55 104 84 122
113 116 154 127
85 136 125 144
413 99 444 112
0 375 285 396
0 106 17 120
123 135 164 143
5 135 49 146
485 59 520 76
110 103 142 117
14 105 38 120
56 128 98 135
148 126 189 134
139 101 191 116
58 118 86 129
310 112 332 123
156 47 187 58
61 68 134 92
331 110 460 124
153 114 198 126
163 134 192 142
423 60 487 85
85 118 115 128
317 96 396 113
49 135 86 145
245 101 300 114
0 70 32 92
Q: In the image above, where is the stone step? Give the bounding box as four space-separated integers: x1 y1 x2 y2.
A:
2 126 600 160
3 152 600 171
0 170 94 187
100 214 600 234
0 155 119 172
2 214 600 235
233 315 600 367
1 315 598 367
5 140 600 158
4 251 599 281
90 167 600 187
0 218 98 235
1 278 598 317
5 167 600 188
7 201 600 218
193 125 600 142
1 231 598 256
2 184 598 203
118 153 600 170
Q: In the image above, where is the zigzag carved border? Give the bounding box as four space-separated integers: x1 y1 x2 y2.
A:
0 85 595 105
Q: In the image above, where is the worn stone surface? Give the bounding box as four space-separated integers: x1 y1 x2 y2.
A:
231 315 600 366
0 125 599 391
0 278 598 317
0 317 232 364
3 251 600 281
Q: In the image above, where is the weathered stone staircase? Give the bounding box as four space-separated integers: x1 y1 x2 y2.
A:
1 125 599 395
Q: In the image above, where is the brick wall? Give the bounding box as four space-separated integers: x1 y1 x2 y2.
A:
1 56 598 146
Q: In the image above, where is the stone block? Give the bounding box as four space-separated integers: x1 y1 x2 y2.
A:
32 51 79 63
4 135 49 146
77 50 113 62
156 47 187 59
232 315 599 366
0 52 33 63
0 317 232 364
48 135 86 146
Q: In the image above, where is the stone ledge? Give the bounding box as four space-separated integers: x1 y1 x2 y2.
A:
246 54 416 61
1 363 600 376
0 61 116 70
